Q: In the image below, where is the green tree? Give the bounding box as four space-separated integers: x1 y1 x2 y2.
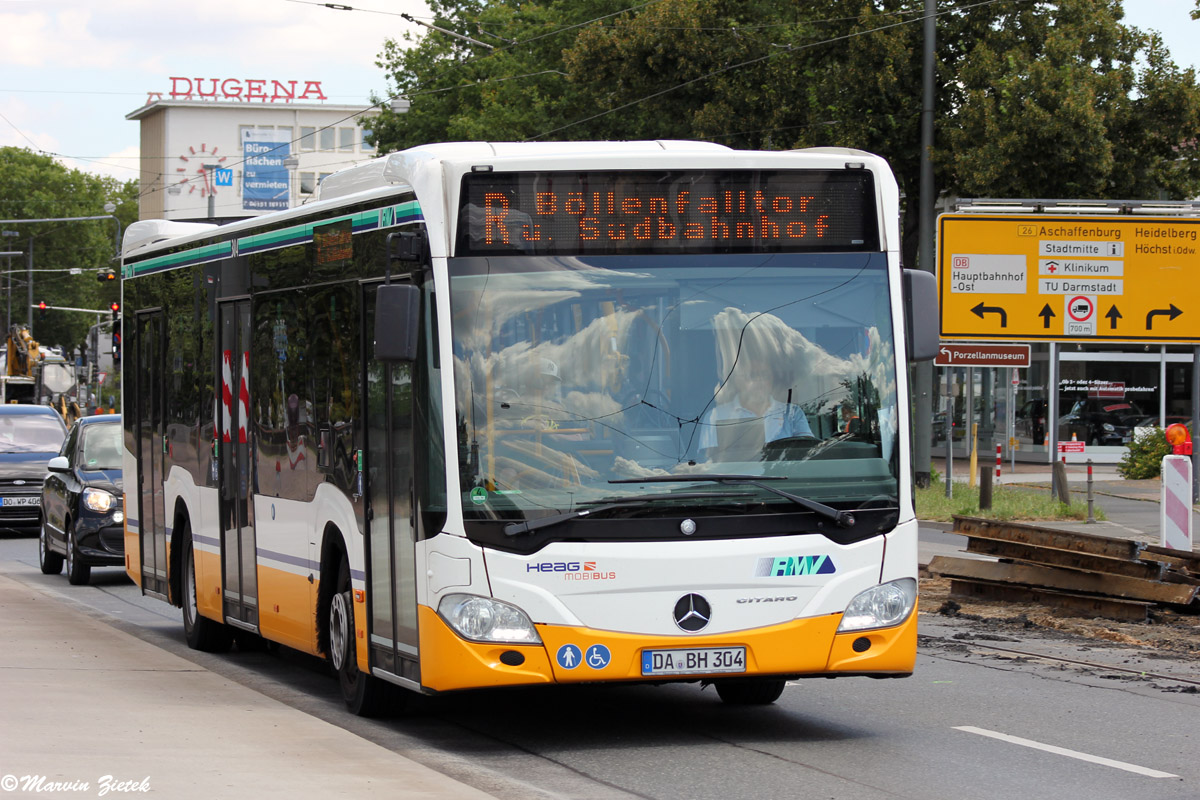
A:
0 147 138 354
370 1 1200 268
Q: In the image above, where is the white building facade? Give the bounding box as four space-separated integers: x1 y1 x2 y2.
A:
128 81 380 222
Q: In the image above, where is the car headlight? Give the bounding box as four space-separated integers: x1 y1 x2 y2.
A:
837 578 917 633
82 488 117 513
1102 423 1115 432
437 593 541 644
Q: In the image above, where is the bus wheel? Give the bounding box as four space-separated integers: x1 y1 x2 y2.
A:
330 559 391 716
714 678 787 705
182 526 232 653
39 522 63 575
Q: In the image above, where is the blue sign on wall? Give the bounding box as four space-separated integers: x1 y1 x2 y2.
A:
242 129 289 212
214 168 234 187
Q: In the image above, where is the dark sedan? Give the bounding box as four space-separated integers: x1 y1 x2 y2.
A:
0 404 68 530
1058 398 1142 446
39 415 124 585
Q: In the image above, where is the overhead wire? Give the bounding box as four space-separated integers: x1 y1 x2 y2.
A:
525 0 1028 141
7 0 1023 203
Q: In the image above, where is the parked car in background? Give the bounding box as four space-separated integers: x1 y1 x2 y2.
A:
0 405 69 531
1014 398 1048 446
1058 398 1142 446
39 414 124 585
1128 415 1191 443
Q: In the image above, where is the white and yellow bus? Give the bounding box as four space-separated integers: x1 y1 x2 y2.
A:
121 141 938 714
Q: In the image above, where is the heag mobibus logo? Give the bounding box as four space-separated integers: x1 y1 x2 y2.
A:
526 561 617 580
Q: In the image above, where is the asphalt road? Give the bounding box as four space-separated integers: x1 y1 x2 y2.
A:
3 528 1198 800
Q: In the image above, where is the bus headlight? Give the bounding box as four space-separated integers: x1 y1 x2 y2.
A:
82 488 117 513
836 578 917 633
437 594 542 644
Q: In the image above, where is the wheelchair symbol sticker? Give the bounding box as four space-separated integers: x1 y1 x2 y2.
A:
556 644 582 670
585 644 611 669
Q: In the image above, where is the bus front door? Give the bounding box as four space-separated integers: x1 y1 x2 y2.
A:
218 299 259 631
135 310 168 599
364 282 419 684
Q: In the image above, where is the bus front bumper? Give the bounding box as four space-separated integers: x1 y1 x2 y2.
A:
416 603 917 693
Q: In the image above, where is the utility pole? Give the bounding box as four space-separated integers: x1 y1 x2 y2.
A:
0 213 125 341
26 237 33 338
2 229 20 334
913 0 937 488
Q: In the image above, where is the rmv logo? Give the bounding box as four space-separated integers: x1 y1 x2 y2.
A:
755 555 836 578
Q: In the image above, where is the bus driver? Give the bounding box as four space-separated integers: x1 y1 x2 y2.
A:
698 349 812 461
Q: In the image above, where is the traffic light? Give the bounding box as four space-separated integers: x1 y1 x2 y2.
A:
96 267 117 282
112 330 121 365
38 301 47 320
109 301 120 320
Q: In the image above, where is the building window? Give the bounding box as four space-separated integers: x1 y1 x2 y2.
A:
319 127 335 151
300 172 316 194
360 128 376 152
300 126 316 152
339 127 355 152
318 172 333 188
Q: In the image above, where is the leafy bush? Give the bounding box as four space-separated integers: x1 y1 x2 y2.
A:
1117 427 1173 479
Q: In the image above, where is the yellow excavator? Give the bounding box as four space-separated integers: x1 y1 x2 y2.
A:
2 326 81 423
6 324 40 379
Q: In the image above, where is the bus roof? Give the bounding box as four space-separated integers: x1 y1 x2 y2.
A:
123 141 892 259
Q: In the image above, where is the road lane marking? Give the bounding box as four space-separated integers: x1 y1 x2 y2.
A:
953 726 1179 778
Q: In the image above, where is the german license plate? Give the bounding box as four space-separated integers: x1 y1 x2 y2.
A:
641 646 746 676
0 496 39 507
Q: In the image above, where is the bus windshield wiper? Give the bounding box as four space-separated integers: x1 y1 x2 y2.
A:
609 475 855 528
503 491 754 537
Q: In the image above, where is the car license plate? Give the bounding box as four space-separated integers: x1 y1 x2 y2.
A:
0 496 39 507
641 646 746 676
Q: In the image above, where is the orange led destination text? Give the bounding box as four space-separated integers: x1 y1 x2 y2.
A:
482 190 829 245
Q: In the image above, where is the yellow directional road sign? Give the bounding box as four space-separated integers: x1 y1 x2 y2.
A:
938 214 1200 342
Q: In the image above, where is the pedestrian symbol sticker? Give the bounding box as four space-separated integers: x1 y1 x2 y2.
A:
585 644 611 669
556 644 582 670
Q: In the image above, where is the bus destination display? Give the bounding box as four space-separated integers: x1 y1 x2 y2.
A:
457 170 877 256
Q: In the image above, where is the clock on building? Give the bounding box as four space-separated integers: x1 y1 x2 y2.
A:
174 143 228 197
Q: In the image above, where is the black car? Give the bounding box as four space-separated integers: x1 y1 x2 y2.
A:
39 415 124 585
0 404 69 530
1058 398 1142 446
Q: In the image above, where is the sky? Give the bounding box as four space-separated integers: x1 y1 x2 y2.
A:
0 0 431 182
0 0 1197 184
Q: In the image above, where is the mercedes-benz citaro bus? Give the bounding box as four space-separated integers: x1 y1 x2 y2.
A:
120 141 938 715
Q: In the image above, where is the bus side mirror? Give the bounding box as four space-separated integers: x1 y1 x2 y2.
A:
374 284 420 362
902 269 939 361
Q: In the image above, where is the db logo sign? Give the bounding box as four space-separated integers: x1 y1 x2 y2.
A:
953 256 969 269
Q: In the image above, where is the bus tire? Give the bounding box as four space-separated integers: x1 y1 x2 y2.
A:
39 522 63 575
65 524 91 586
181 525 232 653
330 558 392 716
714 678 787 705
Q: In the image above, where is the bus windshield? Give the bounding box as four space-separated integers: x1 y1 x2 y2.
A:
449 252 899 524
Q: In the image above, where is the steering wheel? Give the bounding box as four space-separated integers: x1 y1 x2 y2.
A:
761 435 821 461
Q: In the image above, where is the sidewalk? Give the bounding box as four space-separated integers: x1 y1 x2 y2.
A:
0 571 496 800
923 456 1192 546
932 455 1159 497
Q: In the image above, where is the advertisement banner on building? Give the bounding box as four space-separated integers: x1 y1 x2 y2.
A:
242 129 289 212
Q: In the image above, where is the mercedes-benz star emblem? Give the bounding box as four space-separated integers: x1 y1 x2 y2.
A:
673 593 711 632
